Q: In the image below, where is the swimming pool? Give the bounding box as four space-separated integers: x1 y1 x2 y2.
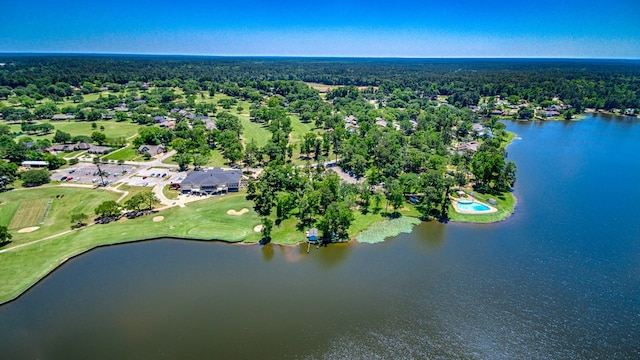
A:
456 199 492 213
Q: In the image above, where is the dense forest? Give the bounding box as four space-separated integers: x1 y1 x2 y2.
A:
1 55 639 110
0 55 638 241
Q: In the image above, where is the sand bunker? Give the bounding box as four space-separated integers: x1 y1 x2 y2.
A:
152 216 164 222
18 226 39 233
254 224 264 232
227 208 249 216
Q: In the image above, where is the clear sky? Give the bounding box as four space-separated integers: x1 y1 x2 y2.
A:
1 0 639 58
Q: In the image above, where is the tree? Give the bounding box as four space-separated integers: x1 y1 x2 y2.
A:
192 153 208 170
91 131 107 145
260 217 273 244
0 225 12 244
174 152 192 171
0 161 18 188
142 191 159 210
124 194 145 211
70 213 88 228
95 200 121 217
20 169 50 187
42 153 67 170
318 202 354 242
517 107 534 120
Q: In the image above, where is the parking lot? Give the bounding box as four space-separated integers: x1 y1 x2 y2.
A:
125 168 178 187
54 163 138 184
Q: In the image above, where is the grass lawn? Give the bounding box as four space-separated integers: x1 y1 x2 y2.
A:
448 191 516 223
162 184 180 200
162 150 227 168
0 187 120 247
103 145 143 161
115 184 151 203
51 120 141 139
8 198 50 230
0 192 261 303
11 120 141 141
239 115 272 148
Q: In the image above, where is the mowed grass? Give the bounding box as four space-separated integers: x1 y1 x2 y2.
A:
0 192 261 303
103 145 143 161
0 187 120 247
239 115 271 148
50 120 141 139
12 120 141 140
8 198 50 230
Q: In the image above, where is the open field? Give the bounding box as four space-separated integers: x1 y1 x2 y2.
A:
0 187 120 246
10 119 141 140
8 198 50 230
48 120 140 139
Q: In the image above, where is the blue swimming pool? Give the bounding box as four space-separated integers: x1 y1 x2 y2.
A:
456 200 491 212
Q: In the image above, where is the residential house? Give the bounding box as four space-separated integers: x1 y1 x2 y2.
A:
153 116 168 124
138 144 167 155
47 144 72 153
87 145 113 154
74 143 91 151
51 114 75 121
178 168 242 195
458 141 481 153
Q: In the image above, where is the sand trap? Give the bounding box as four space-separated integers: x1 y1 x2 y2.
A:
254 224 264 232
152 216 164 222
18 226 39 233
227 208 249 216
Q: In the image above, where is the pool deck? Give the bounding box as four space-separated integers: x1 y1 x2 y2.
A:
451 197 498 214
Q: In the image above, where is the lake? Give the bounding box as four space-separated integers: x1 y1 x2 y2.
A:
0 114 639 359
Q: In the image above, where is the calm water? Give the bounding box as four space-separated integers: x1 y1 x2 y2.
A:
1 114 639 359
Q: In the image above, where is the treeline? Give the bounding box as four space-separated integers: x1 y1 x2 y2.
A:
0 55 638 110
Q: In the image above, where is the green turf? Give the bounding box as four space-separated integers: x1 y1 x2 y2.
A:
8 198 50 229
0 193 262 303
103 145 142 161
0 187 120 247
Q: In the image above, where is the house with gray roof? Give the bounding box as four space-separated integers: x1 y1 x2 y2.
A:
138 144 166 155
87 145 113 154
178 168 242 195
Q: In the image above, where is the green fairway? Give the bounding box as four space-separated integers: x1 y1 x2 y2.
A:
239 115 271 148
0 187 120 247
0 193 262 303
50 120 140 139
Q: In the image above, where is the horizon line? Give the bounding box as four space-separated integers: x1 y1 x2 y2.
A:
0 51 639 61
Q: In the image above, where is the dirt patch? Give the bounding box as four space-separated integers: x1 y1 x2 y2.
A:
227 208 249 216
152 216 164 222
254 224 264 232
17 226 40 233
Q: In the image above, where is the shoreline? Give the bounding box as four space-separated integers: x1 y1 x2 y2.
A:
0 131 520 305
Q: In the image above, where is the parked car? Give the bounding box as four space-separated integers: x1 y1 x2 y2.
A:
66 177 73 181
60 176 68 181
161 173 166 177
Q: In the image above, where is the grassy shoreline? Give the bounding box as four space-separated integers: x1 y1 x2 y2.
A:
0 131 519 304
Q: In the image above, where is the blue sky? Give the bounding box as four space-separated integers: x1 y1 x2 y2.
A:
1 0 639 58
